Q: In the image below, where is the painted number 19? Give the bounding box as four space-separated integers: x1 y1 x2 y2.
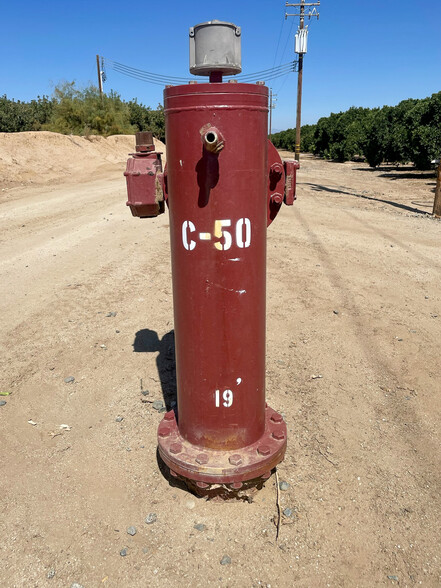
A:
215 389 233 408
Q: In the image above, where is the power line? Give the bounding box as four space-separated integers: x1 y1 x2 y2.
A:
272 13 286 69
277 17 295 68
101 56 297 87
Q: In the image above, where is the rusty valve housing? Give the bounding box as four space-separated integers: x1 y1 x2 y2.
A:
124 131 165 218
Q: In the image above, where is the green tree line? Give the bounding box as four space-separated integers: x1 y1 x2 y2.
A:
271 92 441 170
0 82 165 142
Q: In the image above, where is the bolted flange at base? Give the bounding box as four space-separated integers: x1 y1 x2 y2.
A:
157 405 287 485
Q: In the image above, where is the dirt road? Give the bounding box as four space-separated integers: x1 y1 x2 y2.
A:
0 134 440 587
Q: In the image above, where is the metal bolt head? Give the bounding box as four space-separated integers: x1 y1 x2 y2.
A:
272 430 285 441
271 413 283 423
270 193 283 205
195 453 209 465
158 427 170 438
261 471 271 480
230 481 243 489
170 443 182 454
229 454 242 466
196 481 209 489
270 162 283 178
170 469 178 478
257 445 271 456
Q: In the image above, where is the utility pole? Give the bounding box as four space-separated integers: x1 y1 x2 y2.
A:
269 89 277 138
433 160 441 217
96 54 103 98
285 1 320 161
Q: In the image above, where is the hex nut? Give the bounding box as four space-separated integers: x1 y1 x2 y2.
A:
270 162 283 177
257 445 271 456
164 411 175 421
229 454 242 466
272 430 285 440
270 193 283 205
170 443 182 454
270 413 283 423
195 454 209 465
158 427 170 438
230 482 243 489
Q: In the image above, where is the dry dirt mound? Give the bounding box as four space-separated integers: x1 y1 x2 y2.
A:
0 131 165 188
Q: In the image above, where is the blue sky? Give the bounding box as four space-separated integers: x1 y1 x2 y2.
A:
2 0 440 131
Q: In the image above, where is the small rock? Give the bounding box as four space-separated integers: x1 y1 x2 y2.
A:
106 312 117 317
387 576 399 582
142 546 149 554
115 416 124 422
283 508 293 517
47 569 55 579
145 513 157 524
279 481 290 491
28 420 37 426
194 523 207 532
311 374 323 380
116 329 120 333
333 310 339 315
100 344 107 349
152 400 164 411
220 555 232 565
64 376 75 383
141 389 150 396
0 400 6 407
185 500 196 510
71 584 85 588
120 548 128 557
425 295 429 299
127 526 137 536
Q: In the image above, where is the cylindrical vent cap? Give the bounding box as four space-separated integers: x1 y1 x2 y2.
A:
189 20 241 76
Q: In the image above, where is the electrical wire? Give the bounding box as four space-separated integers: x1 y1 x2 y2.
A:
272 9 286 70
277 17 295 68
102 56 296 87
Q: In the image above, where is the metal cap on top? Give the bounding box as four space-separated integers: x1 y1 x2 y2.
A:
189 20 242 77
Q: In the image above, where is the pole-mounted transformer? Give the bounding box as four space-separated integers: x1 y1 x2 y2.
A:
295 27 308 54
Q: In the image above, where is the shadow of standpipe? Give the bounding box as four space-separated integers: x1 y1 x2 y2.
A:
133 329 177 412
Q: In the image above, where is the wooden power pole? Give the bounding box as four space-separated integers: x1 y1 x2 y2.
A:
285 1 320 161
433 160 441 217
96 54 103 98
269 89 277 137
269 88 273 138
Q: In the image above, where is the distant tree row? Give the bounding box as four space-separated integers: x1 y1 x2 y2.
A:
0 82 165 142
271 92 441 170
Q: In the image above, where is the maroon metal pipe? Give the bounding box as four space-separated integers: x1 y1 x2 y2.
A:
158 82 286 485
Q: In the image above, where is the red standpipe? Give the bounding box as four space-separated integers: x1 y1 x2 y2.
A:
154 82 296 488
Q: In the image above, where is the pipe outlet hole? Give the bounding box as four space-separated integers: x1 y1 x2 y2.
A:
206 132 217 143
